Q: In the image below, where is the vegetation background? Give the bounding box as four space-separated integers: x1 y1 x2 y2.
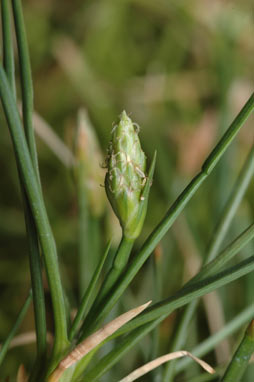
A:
0 0 253 380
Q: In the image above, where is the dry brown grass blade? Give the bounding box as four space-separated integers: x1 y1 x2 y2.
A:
2 331 53 349
48 300 151 382
117 350 215 382
16 364 28 382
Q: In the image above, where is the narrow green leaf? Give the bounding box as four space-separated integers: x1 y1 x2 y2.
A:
0 66 68 361
1 0 16 97
0 290 32 366
1 2 47 376
205 146 254 263
11 0 39 177
113 256 254 336
220 320 254 382
202 93 254 174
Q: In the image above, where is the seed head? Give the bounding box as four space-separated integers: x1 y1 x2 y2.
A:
105 111 147 239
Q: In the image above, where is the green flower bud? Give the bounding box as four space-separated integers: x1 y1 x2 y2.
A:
105 111 147 240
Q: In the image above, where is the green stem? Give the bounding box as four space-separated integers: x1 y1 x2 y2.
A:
79 236 134 337
0 66 68 360
220 320 254 382
98 236 134 302
1 2 47 377
1 0 16 97
0 290 32 366
11 0 39 178
69 242 111 342
77 166 89 296
24 197 47 381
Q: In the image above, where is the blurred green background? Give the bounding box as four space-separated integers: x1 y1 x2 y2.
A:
0 0 253 380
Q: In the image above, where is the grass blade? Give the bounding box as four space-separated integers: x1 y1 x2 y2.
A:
0 66 69 361
1 2 47 376
0 291 32 366
113 256 254 336
11 0 39 177
1 0 16 96
205 146 254 263
220 320 254 382
82 220 254 336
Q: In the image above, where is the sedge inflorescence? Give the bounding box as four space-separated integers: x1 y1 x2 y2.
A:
105 111 147 240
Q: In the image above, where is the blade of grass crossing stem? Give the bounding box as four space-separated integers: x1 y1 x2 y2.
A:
175 306 254 373
69 241 112 341
80 93 254 339
220 320 254 382
11 0 40 178
164 145 254 381
0 67 69 361
80 258 254 380
0 290 32 366
78 229 254 378
81 219 254 338
202 94 254 174
110 256 254 337
1 0 16 97
1 5 47 378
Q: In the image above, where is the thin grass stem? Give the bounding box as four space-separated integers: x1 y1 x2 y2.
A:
11 0 39 178
220 320 254 382
0 290 32 366
0 66 69 361
69 241 111 342
1 0 16 97
1 3 47 377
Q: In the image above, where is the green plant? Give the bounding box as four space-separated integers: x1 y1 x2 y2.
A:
0 1 254 382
